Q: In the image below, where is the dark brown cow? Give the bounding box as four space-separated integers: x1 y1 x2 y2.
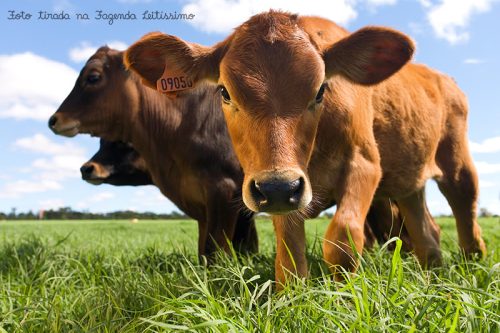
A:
81 139 152 186
81 139 260 252
49 47 258 256
125 12 485 284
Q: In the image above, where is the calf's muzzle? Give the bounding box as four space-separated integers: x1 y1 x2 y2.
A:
246 169 310 214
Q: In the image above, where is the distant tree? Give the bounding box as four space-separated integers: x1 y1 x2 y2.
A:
8 207 17 219
321 212 333 219
479 207 493 218
0 207 192 220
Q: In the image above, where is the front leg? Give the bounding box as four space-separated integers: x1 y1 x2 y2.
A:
323 156 381 278
232 211 259 254
273 214 307 287
203 179 240 258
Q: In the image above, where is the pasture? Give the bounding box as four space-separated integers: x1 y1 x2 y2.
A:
0 217 498 332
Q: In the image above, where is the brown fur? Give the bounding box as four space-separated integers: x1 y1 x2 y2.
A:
49 48 259 256
124 11 484 286
50 47 413 265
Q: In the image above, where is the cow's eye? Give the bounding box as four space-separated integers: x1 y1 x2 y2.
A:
87 72 101 84
315 83 327 103
219 86 231 103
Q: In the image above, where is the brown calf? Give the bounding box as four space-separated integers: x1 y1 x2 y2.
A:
49 47 258 256
125 12 485 284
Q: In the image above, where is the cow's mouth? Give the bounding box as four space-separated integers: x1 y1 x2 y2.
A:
51 121 80 137
59 127 79 137
82 176 106 185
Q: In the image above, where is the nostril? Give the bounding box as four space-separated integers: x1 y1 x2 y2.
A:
289 177 304 204
80 164 94 176
250 180 266 204
48 115 58 128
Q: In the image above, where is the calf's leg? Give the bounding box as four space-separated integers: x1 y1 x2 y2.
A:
323 155 381 279
273 214 307 287
201 182 241 260
396 188 442 267
435 102 486 257
363 219 377 250
435 157 486 257
366 199 414 251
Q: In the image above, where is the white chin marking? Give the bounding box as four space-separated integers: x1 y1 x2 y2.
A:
59 127 79 137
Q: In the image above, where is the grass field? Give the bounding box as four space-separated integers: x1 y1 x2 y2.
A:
0 217 498 332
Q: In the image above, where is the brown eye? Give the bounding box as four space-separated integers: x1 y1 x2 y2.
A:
87 72 101 84
315 83 327 103
219 86 231 103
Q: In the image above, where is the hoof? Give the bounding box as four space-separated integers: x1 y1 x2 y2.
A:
463 239 487 259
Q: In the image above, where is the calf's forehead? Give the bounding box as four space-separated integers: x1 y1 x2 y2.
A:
220 18 325 112
83 48 122 73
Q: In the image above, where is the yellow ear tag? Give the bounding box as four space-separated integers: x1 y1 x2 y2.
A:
156 63 194 94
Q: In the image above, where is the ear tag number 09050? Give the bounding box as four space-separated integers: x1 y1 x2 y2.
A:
156 64 193 94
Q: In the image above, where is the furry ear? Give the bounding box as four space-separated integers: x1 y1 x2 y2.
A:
323 27 415 85
124 32 226 90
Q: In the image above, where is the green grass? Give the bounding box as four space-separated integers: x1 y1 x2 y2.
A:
0 218 498 332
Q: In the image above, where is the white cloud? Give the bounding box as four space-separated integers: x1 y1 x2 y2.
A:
72 191 116 211
480 200 500 215
53 0 75 12
475 161 500 174
426 198 452 216
89 191 115 202
0 180 62 199
463 58 484 64
75 201 89 210
182 0 358 34
479 180 496 188
38 198 65 210
424 0 497 44
418 0 433 7
69 41 128 63
0 52 77 121
409 22 425 35
13 133 87 181
1 134 89 199
366 0 397 5
135 189 147 197
130 186 177 210
116 0 152 3
470 136 500 153
13 133 85 156
32 155 87 181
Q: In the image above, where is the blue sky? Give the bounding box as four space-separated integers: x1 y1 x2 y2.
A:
0 0 499 215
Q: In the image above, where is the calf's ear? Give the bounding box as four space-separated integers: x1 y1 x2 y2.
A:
323 27 414 85
124 32 225 90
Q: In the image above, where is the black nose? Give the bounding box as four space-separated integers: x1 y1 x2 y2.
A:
48 115 57 128
80 164 95 178
250 177 304 213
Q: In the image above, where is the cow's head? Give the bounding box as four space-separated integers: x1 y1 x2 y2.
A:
49 47 137 141
81 139 151 186
125 11 414 214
